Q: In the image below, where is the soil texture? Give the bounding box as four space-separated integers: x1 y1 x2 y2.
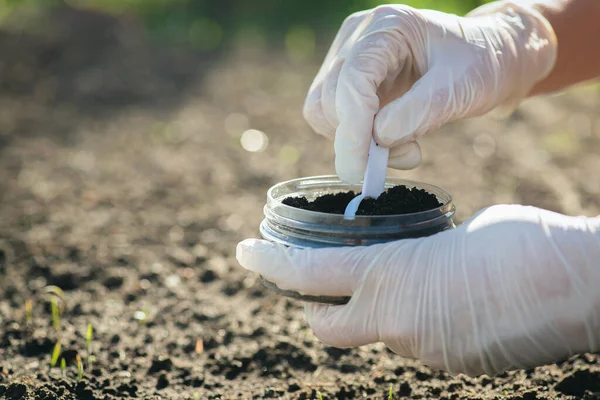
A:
283 185 442 215
2 5 600 400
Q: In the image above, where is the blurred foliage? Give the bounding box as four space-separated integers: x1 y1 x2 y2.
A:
0 0 491 54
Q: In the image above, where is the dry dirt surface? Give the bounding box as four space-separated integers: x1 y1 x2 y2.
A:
1 6 600 400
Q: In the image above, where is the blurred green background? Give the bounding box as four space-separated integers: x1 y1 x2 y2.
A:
0 0 491 56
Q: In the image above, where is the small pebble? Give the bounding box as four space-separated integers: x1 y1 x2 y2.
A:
117 371 131 379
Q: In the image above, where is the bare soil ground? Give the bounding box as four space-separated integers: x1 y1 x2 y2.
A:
1 6 600 400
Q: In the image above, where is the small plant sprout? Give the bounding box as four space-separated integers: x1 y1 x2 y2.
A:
195 338 204 354
61 358 66 377
51 342 61 368
389 385 393 399
317 390 323 400
25 298 33 325
86 324 93 354
44 285 65 300
44 285 66 312
51 297 61 334
86 323 96 365
76 354 84 381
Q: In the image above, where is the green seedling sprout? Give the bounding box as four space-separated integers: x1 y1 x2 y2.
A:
76 354 84 381
86 323 96 365
388 385 393 399
61 358 66 377
25 298 32 325
86 324 93 353
51 297 61 334
44 285 66 312
44 285 65 299
51 342 61 367
317 391 323 400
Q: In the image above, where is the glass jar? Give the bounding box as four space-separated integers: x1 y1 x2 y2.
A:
259 175 456 305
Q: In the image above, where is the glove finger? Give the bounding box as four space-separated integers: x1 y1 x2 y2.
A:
313 10 370 85
320 56 345 130
236 238 375 297
334 30 409 184
303 11 370 139
387 141 422 170
303 82 336 137
374 68 452 148
304 296 379 348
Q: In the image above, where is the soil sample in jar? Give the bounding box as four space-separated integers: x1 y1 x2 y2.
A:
260 176 456 305
282 184 442 215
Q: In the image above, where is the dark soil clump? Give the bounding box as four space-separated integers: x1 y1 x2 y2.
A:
282 185 442 215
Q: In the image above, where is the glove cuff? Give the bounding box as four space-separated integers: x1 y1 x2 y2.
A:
467 1 558 117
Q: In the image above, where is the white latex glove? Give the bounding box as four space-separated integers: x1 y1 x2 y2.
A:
237 205 600 376
304 1 557 184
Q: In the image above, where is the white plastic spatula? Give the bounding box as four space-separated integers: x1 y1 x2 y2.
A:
344 138 389 220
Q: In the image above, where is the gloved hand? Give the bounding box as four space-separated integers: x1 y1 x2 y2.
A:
303 1 557 184
237 205 600 376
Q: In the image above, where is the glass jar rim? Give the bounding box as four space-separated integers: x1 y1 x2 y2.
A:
266 175 454 225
